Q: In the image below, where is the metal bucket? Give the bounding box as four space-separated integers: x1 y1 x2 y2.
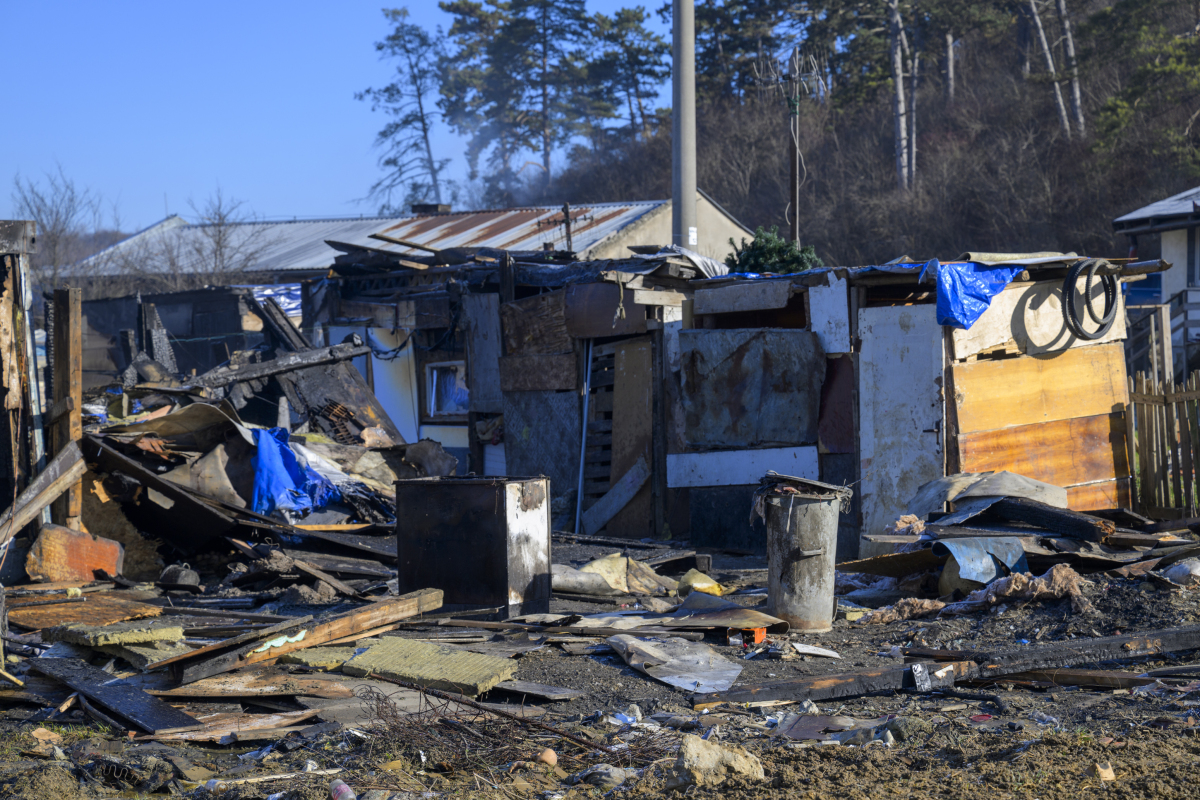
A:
761 476 852 633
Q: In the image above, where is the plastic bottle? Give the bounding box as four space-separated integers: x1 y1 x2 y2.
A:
329 779 356 800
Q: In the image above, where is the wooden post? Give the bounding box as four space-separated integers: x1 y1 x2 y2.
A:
50 288 83 530
1126 374 1138 512
1159 303 1174 385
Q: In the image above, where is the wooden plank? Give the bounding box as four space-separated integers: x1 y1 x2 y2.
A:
581 456 650 535
368 231 439 253
666 447 819 488
951 279 1127 361
693 280 792 315
194 342 371 388
951 342 1128 434
172 590 442 684
30 657 198 733
498 353 578 392
1066 479 1131 511
989 496 1113 541
147 668 353 699
956 413 1127 494
464 294 503 413
8 590 160 631
0 441 85 548
633 289 685 306
493 680 587 701
691 661 976 708
50 289 83 528
808 274 850 354
146 616 313 670
608 338 653 538
564 283 648 337
500 290 571 355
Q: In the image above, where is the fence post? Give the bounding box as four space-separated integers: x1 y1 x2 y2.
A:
1159 303 1174 384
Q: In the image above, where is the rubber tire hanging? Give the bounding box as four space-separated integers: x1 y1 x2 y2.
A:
1062 259 1117 341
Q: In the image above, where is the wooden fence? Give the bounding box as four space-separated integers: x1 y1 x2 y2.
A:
1130 371 1200 518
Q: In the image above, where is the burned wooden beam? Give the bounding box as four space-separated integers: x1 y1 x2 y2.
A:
690 661 977 709
904 624 1200 677
30 657 199 733
989 496 1114 542
192 342 370 388
0 440 86 549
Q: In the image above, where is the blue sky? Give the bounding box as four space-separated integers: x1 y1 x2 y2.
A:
3 1 670 230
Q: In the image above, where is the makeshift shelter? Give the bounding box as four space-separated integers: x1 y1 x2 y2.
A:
673 256 1166 560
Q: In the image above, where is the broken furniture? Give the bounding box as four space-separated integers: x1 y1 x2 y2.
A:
395 476 551 618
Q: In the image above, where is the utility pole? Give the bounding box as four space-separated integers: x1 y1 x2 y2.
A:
788 48 802 244
672 0 697 250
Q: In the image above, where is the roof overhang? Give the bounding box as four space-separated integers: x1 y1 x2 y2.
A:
1112 213 1200 236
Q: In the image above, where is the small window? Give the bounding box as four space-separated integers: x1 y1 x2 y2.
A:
426 361 469 416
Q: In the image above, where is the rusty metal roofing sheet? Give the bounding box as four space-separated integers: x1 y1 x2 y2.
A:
76 201 667 276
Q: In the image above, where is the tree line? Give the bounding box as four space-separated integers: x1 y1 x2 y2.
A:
366 0 1200 264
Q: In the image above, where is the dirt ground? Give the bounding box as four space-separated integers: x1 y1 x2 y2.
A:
1 545 1198 799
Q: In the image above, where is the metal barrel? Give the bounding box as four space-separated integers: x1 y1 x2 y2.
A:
764 485 849 633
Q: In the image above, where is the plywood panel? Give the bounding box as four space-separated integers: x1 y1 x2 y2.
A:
956 413 1128 490
1066 479 1131 511
464 294 503 413
564 283 649 338
498 354 578 392
951 342 1128 434
951 280 1127 361
667 447 819 488
858 306 944 556
607 338 653 538
501 291 571 355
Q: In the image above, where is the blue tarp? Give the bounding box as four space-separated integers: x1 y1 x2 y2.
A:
920 259 1024 330
250 428 340 517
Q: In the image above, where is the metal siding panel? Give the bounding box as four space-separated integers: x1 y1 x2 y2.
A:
858 306 943 556
679 329 825 448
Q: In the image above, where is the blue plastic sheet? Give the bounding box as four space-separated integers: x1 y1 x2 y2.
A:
920 259 1024 330
251 428 314 517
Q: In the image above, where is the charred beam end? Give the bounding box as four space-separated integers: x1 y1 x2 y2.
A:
192 342 371 389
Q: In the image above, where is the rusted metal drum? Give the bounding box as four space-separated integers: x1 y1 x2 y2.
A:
762 476 852 633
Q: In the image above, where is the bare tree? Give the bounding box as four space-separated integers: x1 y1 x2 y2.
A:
1054 0 1086 136
11 165 103 291
90 190 272 295
888 0 910 191
1028 0 1072 138
944 31 955 102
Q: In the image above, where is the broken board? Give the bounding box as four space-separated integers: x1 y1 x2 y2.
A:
8 592 161 631
30 657 198 733
492 680 586 701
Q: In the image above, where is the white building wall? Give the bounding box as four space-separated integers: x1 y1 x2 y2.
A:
1161 228 1189 302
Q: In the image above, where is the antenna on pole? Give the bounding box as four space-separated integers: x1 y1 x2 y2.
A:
753 47 825 245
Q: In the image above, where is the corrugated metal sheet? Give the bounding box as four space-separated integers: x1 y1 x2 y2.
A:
1115 185 1200 224
76 201 667 276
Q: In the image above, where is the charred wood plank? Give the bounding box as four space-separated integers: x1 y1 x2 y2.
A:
193 342 370 388
30 657 198 733
691 661 977 708
989 496 1114 542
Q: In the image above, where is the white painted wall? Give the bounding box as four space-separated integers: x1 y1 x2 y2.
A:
1162 228 1189 302
327 324 419 445
667 446 819 488
858 306 945 558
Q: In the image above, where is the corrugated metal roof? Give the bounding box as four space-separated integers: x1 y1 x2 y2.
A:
1115 185 1200 225
76 201 668 276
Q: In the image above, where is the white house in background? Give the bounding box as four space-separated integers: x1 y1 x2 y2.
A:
1113 186 1200 304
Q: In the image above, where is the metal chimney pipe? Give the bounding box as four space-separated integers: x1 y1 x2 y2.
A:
672 0 697 250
